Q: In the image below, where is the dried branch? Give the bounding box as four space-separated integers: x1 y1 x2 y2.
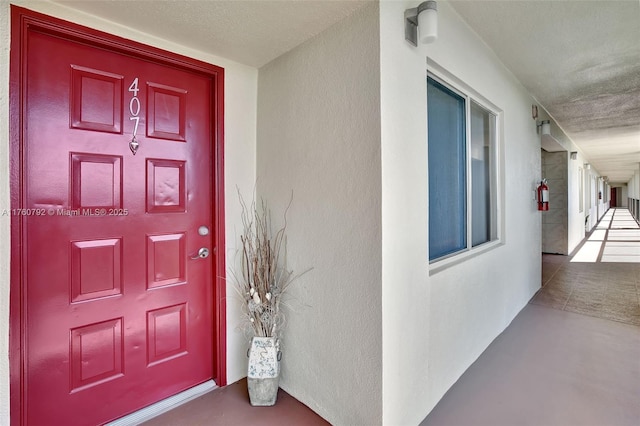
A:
234 188 309 338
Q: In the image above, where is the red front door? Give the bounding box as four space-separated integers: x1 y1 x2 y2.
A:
11 8 224 425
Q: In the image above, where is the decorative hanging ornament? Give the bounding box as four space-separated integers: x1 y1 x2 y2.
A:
129 136 139 155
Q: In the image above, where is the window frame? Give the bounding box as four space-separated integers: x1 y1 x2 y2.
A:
427 63 504 273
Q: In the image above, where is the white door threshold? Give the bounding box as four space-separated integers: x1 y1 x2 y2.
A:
106 380 218 426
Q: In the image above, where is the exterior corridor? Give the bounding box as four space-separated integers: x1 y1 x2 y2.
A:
422 207 640 425
532 208 640 326
146 208 640 426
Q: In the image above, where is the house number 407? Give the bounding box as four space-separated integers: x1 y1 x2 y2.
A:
128 77 141 154
128 77 141 136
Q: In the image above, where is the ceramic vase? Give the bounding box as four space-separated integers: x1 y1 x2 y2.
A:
247 336 280 406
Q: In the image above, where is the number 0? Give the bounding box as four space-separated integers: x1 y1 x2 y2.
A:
129 97 140 117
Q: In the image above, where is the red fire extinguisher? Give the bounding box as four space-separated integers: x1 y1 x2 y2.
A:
537 179 549 211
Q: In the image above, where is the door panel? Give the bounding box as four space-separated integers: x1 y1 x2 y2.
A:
22 24 215 425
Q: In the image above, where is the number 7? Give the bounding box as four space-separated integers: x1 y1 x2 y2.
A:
129 116 140 136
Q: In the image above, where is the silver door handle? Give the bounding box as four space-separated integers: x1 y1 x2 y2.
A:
191 247 210 259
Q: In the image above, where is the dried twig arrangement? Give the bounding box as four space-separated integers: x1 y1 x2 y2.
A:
235 190 304 338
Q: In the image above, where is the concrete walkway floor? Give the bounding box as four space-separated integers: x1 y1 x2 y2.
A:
421 303 640 426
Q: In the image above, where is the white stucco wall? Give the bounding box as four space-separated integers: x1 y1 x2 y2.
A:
584 167 610 231
567 149 588 253
619 186 628 207
0 2 257 423
256 3 382 424
630 168 639 199
380 2 542 423
379 2 430 424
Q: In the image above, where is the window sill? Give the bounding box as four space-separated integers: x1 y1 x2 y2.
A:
429 239 504 276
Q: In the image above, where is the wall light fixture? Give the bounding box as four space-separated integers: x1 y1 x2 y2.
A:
405 1 438 46
537 120 551 135
570 152 578 160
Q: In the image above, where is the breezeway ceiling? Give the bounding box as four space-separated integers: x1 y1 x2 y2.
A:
53 0 639 184
449 0 640 185
53 0 369 68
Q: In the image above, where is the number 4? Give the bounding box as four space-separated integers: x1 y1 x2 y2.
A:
128 77 139 96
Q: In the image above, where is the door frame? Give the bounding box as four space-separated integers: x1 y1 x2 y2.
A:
9 6 226 424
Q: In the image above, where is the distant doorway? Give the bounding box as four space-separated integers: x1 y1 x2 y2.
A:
610 187 617 207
